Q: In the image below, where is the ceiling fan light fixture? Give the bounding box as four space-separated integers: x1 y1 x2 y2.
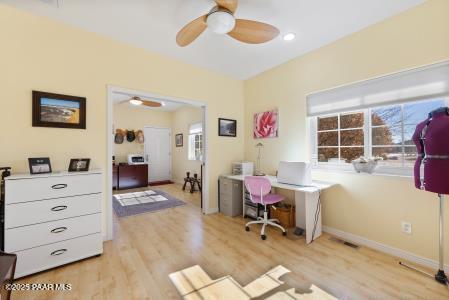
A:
283 32 296 41
130 98 143 106
206 11 236 34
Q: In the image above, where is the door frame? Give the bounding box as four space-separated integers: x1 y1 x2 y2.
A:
106 85 209 241
143 126 172 183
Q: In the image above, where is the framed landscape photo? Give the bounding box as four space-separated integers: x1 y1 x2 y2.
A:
28 157 52 175
175 133 183 147
32 91 86 129
68 158 91 172
218 118 237 137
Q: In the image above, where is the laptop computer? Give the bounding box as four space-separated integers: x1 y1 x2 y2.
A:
277 161 312 186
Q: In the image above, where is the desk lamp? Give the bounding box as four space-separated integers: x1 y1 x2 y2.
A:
255 143 265 176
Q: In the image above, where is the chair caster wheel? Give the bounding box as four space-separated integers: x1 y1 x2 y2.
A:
261 235 266 240
245 226 250 231
282 231 287 236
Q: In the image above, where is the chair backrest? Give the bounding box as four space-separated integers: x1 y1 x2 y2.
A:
244 176 271 201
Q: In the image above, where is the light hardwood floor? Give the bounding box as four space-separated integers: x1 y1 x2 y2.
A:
13 184 449 299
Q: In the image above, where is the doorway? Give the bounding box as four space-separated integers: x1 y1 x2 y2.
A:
106 85 209 241
144 127 171 184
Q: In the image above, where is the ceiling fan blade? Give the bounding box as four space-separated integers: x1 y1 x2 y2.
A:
176 15 208 47
141 100 162 108
214 0 238 13
227 19 279 44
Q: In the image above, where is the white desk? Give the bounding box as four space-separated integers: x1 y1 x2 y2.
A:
223 175 336 244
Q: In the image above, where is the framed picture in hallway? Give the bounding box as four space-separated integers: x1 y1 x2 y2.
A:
175 133 183 147
32 91 86 129
218 118 237 137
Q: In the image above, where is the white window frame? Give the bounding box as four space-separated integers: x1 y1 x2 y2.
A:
310 97 449 176
188 122 203 161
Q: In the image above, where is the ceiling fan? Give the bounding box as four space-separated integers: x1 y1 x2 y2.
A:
176 0 279 47
121 96 163 108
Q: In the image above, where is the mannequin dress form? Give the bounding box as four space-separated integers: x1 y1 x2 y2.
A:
402 107 449 286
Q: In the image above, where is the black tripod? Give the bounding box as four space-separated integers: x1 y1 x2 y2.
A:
0 167 11 200
0 167 11 251
399 194 448 288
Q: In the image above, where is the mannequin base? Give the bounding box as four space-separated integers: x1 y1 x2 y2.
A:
435 269 448 285
399 262 449 288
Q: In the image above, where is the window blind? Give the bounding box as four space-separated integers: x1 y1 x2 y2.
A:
306 61 449 117
189 122 202 134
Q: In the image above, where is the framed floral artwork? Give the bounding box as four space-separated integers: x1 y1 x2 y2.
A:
253 109 278 139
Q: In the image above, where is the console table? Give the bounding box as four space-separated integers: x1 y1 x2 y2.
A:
116 164 148 190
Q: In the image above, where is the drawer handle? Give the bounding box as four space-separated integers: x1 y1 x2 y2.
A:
51 205 68 212
50 249 67 256
51 227 68 233
51 184 68 190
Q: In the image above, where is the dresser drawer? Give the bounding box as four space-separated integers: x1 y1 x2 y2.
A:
5 194 101 229
5 213 101 252
5 173 102 204
14 233 102 278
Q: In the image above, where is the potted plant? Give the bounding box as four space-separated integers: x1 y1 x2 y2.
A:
352 156 383 174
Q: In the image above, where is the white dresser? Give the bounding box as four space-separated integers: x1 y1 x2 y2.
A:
4 170 103 278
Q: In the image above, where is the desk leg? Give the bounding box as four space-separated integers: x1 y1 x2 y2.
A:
295 191 322 244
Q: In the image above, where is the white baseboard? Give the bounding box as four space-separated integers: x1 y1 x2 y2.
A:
204 207 218 214
102 232 112 242
323 226 449 273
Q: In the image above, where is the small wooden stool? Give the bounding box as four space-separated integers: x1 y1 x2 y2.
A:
182 172 202 193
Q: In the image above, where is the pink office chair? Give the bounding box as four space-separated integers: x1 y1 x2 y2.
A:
244 176 287 240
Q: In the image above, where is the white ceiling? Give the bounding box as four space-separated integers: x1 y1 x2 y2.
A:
2 0 424 79
112 92 187 112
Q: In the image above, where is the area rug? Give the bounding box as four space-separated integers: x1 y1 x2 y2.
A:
113 189 185 217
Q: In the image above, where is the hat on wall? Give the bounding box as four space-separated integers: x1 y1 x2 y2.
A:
126 130 136 142
136 130 144 144
114 129 125 144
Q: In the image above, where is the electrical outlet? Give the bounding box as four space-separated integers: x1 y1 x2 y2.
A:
401 222 412 235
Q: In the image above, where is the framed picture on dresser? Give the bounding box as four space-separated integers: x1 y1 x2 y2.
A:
68 158 91 172
28 157 52 175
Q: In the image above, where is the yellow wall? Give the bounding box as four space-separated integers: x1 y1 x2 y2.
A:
2 0 449 265
0 4 245 233
244 0 449 262
113 104 173 163
172 106 203 184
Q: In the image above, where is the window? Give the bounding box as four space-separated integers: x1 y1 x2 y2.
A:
312 98 447 174
188 123 203 161
317 112 365 164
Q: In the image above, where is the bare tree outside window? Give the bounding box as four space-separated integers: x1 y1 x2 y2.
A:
371 100 444 167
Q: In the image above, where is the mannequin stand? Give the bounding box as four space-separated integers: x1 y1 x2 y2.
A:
399 194 448 288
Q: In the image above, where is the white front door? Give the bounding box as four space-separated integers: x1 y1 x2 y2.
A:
144 127 171 183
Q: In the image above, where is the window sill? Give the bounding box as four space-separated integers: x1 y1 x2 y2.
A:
311 165 414 180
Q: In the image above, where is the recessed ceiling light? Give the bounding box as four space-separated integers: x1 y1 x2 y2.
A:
283 33 296 41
